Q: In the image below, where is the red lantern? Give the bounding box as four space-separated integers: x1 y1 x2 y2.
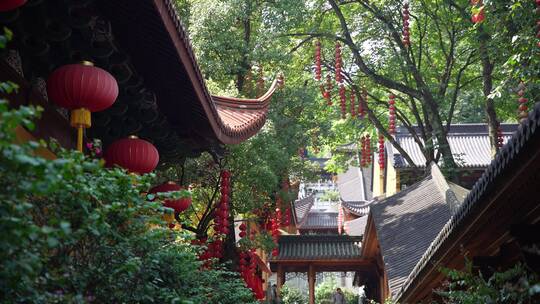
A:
104 136 159 174
150 181 191 214
47 62 118 152
0 0 26 11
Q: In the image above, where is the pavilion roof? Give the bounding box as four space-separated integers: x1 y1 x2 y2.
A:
98 0 277 147
367 163 468 298
389 123 518 168
291 195 314 226
396 104 540 301
272 235 362 261
298 212 338 230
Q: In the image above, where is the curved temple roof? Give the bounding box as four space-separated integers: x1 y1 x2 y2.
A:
99 0 279 147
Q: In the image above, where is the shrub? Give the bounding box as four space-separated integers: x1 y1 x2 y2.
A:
281 284 308 304
0 96 256 303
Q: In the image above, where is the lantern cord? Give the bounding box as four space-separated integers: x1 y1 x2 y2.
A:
77 126 83 152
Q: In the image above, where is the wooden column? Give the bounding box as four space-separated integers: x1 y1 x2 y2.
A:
308 264 316 304
276 265 284 293
379 172 384 196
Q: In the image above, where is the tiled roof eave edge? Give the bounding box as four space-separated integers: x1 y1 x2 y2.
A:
395 103 540 302
155 0 273 145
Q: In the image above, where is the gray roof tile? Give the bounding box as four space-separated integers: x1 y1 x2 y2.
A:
369 163 467 297
292 195 314 226
390 123 518 168
272 235 362 260
299 212 338 230
338 166 367 201
396 105 540 301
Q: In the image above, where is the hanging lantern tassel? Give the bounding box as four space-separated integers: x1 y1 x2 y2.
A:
47 61 118 152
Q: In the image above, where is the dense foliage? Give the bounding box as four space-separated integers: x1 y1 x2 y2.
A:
438 263 540 304
0 98 256 302
181 0 539 173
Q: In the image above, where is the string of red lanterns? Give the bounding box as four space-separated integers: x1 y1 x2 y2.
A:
378 134 385 170
360 135 372 168
339 84 347 119
335 41 343 84
402 1 411 47
517 81 529 122
215 170 231 237
388 94 397 135
358 88 368 118
324 74 333 105
314 40 322 81
271 208 281 257
282 207 291 227
350 89 356 118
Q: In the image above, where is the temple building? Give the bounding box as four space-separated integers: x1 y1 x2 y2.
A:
0 0 277 160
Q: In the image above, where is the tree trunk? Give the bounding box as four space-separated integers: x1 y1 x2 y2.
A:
478 27 499 157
